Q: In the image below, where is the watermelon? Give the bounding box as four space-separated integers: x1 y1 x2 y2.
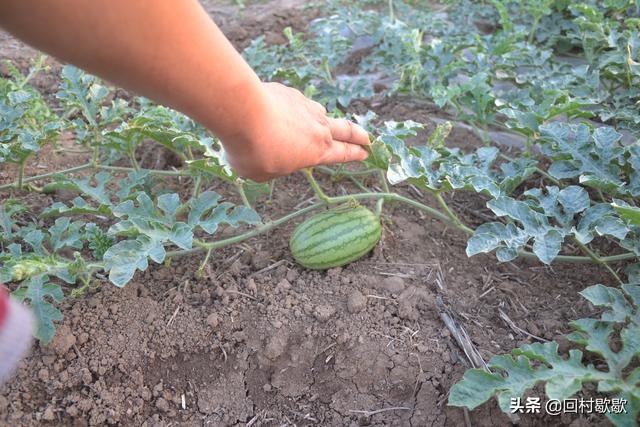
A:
289 206 381 269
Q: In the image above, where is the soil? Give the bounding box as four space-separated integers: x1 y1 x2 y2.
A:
0 1 617 426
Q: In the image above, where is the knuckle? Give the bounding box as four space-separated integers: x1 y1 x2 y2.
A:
344 147 353 163
312 124 327 141
316 115 330 127
314 101 327 114
323 129 333 145
346 120 354 140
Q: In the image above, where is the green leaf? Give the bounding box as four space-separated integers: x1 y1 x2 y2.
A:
43 172 113 206
41 197 112 218
580 284 635 323
48 217 84 251
102 236 163 287
532 229 563 264
157 193 181 220
488 197 549 233
110 192 193 250
188 191 261 234
524 185 588 227
449 341 605 412
539 123 625 195
384 121 509 197
102 191 259 287
613 203 640 226
186 137 237 182
0 199 27 240
499 158 538 195
242 180 272 205
466 222 528 259
557 186 591 215
84 223 114 260
450 283 640 423
57 65 108 127
575 203 629 244
0 66 61 165
13 276 63 343
23 229 46 255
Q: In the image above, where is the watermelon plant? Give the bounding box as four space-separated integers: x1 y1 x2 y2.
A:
449 282 640 426
2 0 640 424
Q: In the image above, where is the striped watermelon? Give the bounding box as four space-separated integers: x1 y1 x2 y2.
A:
289 206 381 270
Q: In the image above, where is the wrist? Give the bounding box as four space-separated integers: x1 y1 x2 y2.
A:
203 79 272 155
203 77 266 135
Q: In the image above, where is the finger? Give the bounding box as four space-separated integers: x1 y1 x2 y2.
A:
309 100 327 115
319 140 369 165
327 118 370 145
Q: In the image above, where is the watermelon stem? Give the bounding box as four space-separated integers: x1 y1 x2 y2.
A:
375 170 389 217
433 192 474 235
234 179 253 209
161 193 637 266
302 167 332 204
572 237 624 285
196 249 213 278
375 198 384 217
315 166 379 178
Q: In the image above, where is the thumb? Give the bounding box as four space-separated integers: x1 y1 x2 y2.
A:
319 140 369 165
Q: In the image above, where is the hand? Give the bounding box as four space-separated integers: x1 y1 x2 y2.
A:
221 82 370 182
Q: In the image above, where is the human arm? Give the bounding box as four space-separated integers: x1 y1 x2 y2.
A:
0 0 370 181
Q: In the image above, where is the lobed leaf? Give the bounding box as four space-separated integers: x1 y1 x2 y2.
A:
451 283 640 425
13 276 64 343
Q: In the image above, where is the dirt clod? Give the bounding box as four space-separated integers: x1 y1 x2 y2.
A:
46 325 76 356
347 290 367 313
264 331 289 360
42 406 55 421
380 276 406 294
155 397 170 413
206 313 219 328
314 304 336 322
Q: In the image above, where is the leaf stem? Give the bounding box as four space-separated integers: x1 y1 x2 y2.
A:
348 176 372 193
303 169 456 226
302 168 332 204
379 170 390 193
192 176 202 199
183 192 459 256
433 192 474 234
173 202 325 257
17 159 27 190
316 166 379 178
572 237 624 285
165 191 636 266
376 170 389 217
97 165 191 177
91 131 101 166
129 152 140 170
0 163 198 192
0 163 94 191
528 17 541 44
196 249 213 277
375 198 384 217
517 249 636 265
234 180 252 209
